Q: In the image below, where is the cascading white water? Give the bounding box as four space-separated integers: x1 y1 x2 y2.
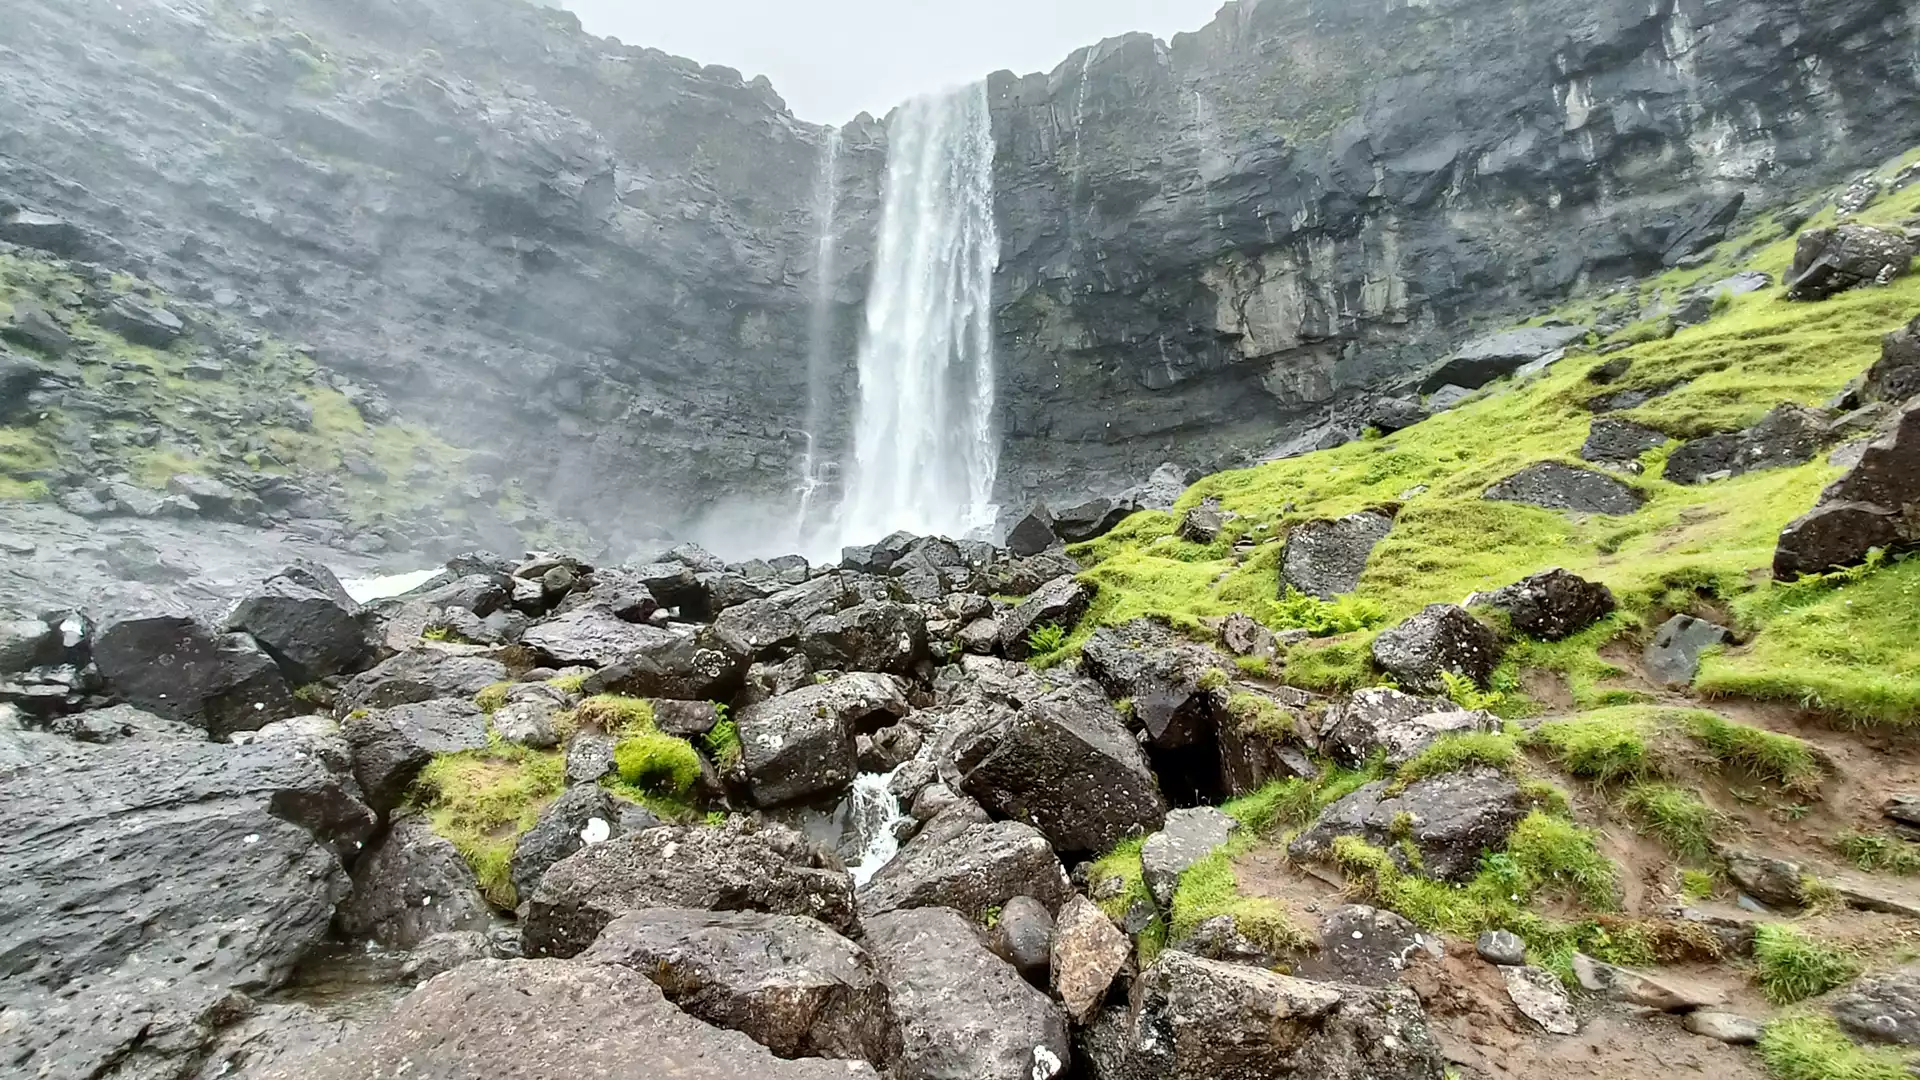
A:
835 84 1001 547
793 129 843 551
842 769 911 886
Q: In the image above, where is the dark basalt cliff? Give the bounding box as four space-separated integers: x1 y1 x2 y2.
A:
2 0 1916 541
987 0 1920 500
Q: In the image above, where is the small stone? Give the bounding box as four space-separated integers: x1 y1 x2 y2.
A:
1643 615 1732 686
1685 1011 1765 1045
1572 953 1725 1011
1505 964 1579 1035
1477 930 1527 966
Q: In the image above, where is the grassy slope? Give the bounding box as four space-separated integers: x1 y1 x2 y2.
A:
1068 152 1920 725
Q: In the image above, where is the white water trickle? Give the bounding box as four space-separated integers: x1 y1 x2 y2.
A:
836 84 1000 546
843 769 911 887
793 128 842 551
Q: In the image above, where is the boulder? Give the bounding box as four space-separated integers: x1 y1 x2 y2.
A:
998 574 1094 660
94 615 300 736
1053 496 1136 543
577 625 749 703
1290 769 1531 882
1685 1011 1765 1045
652 698 721 737
1419 325 1590 393
1007 504 1063 556
714 574 861 657
1476 930 1528 966
167 473 262 522
582 909 894 1062
1177 499 1227 544
864 907 1071 1080
1643 615 1731 686
256 960 880 1080
400 930 496 981
564 729 617 787
1486 461 1646 515
194 1001 357 1080
736 673 910 807
225 564 370 684
0 615 58 673
1830 965 1920 1045
489 687 562 750
980 550 1083 597
1080 622 1224 748
800 599 927 676
858 723 922 773
1475 568 1617 641
1369 604 1500 692
1321 904 1436 986
1317 687 1484 768
1866 313 1920 404
509 784 638 908
1052 894 1130 1023
47 702 200 744
418 573 511 617
988 895 1056 981
338 649 507 713
1141 807 1237 907
2 301 71 356
1218 612 1278 659
521 604 679 667
522 823 855 958
1774 401 1920 578
1100 950 1446 1079
343 698 491 813
1664 404 1828 485
1787 224 1914 301
626 561 712 614
1723 849 1809 909
1572 953 1726 1011
1581 417 1670 464
1673 270 1774 325
1506 964 1579 1035
1368 397 1430 433
1281 510 1396 600
335 817 492 949
99 295 186 347
957 681 1168 857
0 729 372 1080
859 819 1072 918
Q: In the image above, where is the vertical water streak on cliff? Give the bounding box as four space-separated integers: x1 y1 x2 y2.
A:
837 85 1001 544
793 127 842 549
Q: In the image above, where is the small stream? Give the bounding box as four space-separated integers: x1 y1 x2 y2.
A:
776 769 913 885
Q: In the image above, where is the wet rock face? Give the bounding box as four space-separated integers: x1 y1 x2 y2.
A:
858 819 1073 919
336 817 492 950
93 614 300 736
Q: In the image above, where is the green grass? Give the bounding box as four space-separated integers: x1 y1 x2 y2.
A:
1390 731 1521 790
1621 783 1722 860
1167 846 1312 957
1836 831 1920 876
410 741 565 908
1753 925 1863 1005
1759 1015 1913 1080
1524 706 1824 794
1525 708 1659 784
475 682 512 714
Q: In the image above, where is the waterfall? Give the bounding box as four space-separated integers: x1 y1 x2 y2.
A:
794 128 843 550
843 769 911 886
836 84 1001 546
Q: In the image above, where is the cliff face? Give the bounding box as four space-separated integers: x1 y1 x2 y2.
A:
986 0 1920 502
3 0 1917 546
0 0 881 547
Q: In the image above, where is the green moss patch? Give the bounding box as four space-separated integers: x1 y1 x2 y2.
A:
1759 1014 1913 1080
410 742 565 909
1753 925 1862 1005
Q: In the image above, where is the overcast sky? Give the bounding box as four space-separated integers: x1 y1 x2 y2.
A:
555 0 1229 123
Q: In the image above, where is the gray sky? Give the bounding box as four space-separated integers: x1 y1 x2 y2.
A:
555 0 1229 123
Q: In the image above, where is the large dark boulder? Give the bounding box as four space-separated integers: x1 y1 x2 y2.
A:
98 295 186 347
736 673 910 807
1080 621 1224 748
0 729 372 1079
521 603 680 667
1053 495 1137 543
510 784 654 907
1830 964 1920 1046
715 574 862 658
957 680 1167 857
1090 951 1445 1079
577 625 750 702
999 574 1094 659
1643 614 1731 686
627 561 713 615
0 348 48 422
800 600 928 676
1369 604 1501 692
335 816 491 948
1007 504 1064 556
582 909 895 1063
343 698 491 813
1318 688 1488 768
1774 401 1920 578
1581 417 1669 464
1322 904 1436 986
1281 510 1395 600
864 907 1070 1080
256 960 881 1080
859 819 1072 918
522 823 855 959
1290 769 1531 882
93 615 300 736
337 648 507 713
1141 807 1237 907
1485 462 1646 515
1664 404 1828 485
1052 894 1131 1024
225 563 371 684
1866 313 1920 404
1418 325 1589 394
1787 224 1914 301
1475 568 1616 641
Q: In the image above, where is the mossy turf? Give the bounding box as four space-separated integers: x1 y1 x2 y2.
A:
410 740 565 909
1522 705 1824 795
1059 149 1920 726
1759 1014 1914 1080
1752 925 1862 1005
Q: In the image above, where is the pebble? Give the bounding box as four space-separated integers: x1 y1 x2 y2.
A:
1684 1011 1764 1045
1477 929 1527 966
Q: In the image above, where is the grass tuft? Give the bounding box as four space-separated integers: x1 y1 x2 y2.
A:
410 742 565 909
1753 925 1863 1005
1758 1014 1912 1080
1392 731 1522 790
1621 782 1723 860
1835 831 1920 876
